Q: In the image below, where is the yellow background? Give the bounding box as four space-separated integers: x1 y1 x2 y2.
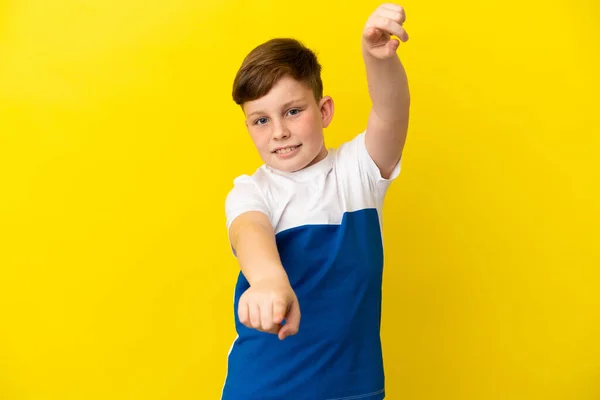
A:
1 0 599 399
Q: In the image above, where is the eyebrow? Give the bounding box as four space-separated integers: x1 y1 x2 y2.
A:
246 99 305 119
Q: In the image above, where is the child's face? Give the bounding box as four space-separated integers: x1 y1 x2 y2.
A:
242 76 333 172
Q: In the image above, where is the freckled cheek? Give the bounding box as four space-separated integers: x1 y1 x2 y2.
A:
293 120 311 137
299 125 320 144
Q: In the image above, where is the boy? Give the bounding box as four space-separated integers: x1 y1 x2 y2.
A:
222 4 410 399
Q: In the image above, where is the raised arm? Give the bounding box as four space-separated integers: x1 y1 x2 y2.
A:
362 3 411 179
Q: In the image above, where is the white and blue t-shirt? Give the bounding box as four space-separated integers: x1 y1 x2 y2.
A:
222 132 400 400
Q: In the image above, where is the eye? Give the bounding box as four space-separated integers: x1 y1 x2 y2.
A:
254 117 268 125
287 108 301 117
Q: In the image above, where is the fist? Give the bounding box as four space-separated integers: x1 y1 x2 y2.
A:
363 3 409 59
238 278 301 340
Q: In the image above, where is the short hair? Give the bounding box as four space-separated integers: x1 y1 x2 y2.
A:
232 38 323 106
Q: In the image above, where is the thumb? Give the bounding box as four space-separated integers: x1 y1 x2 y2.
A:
387 38 400 52
278 300 300 340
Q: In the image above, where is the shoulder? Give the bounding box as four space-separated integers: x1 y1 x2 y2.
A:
340 131 400 177
331 131 373 177
227 165 276 198
225 165 286 229
226 167 266 205
333 132 366 161
331 131 401 203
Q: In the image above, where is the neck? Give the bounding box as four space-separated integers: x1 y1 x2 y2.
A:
305 143 328 168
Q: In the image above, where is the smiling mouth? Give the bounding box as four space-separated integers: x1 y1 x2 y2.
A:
273 144 301 154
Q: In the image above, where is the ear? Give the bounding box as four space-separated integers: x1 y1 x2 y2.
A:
318 96 334 128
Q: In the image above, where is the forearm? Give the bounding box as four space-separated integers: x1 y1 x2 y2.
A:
362 48 410 123
231 219 289 286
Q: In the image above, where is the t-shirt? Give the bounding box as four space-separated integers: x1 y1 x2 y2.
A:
222 132 400 400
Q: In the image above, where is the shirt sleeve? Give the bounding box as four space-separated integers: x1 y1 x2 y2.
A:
225 174 271 231
339 132 401 201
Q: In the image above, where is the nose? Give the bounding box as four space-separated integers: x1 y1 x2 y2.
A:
272 120 290 140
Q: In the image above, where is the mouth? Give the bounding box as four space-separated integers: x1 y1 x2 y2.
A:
272 144 302 155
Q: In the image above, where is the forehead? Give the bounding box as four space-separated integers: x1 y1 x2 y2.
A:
243 76 314 115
